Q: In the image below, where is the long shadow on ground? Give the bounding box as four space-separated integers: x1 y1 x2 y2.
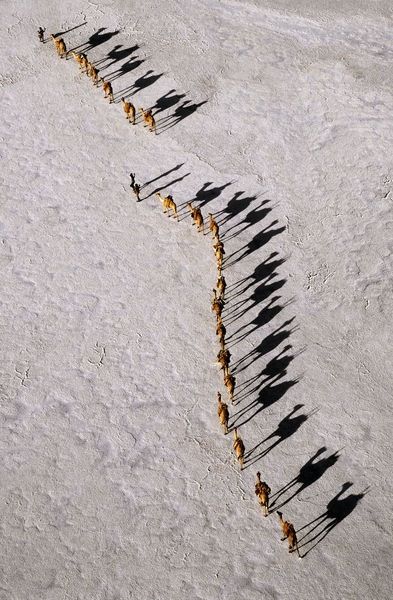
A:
296 482 368 556
53 21 87 39
157 100 208 134
114 69 164 102
67 27 120 56
269 447 342 511
243 404 317 468
230 377 301 430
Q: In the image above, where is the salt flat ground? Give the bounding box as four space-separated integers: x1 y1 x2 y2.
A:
1 1 393 599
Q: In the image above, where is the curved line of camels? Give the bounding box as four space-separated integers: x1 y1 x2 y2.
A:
41 26 301 558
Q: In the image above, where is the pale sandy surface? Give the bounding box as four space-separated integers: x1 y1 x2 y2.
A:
1 1 393 599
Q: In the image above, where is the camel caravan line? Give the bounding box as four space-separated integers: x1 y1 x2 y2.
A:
47 32 159 133
41 25 304 558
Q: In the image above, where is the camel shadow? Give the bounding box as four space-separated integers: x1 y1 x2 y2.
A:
216 191 258 228
94 43 140 68
224 221 286 269
152 89 188 116
232 317 297 374
228 297 294 347
176 181 234 220
230 376 300 429
243 404 317 467
234 344 302 403
225 274 288 325
226 253 287 302
297 482 369 556
157 100 208 133
270 447 342 511
67 27 120 56
192 181 233 211
114 69 164 102
222 200 277 242
105 57 145 82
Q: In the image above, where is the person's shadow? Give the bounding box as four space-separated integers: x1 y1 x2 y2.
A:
270 447 341 510
53 22 87 38
141 163 185 190
297 482 368 556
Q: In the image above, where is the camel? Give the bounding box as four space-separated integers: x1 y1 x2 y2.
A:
216 316 226 348
71 51 87 68
50 33 60 51
71 51 81 64
187 202 204 233
277 512 300 557
217 392 229 434
100 78 114 103
216 275 226 297
50 34 66 58
58 39 67 58
156 193 178 220
214 239 225 272
208 213 219 238
224 371 236 402
139 107 157 134
80 55 89 73
121 98 136 124
88 63 100 85
216 347 231 376
211 289 225 318
255 472 271 516
214 239 225 261
233 428 245 469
